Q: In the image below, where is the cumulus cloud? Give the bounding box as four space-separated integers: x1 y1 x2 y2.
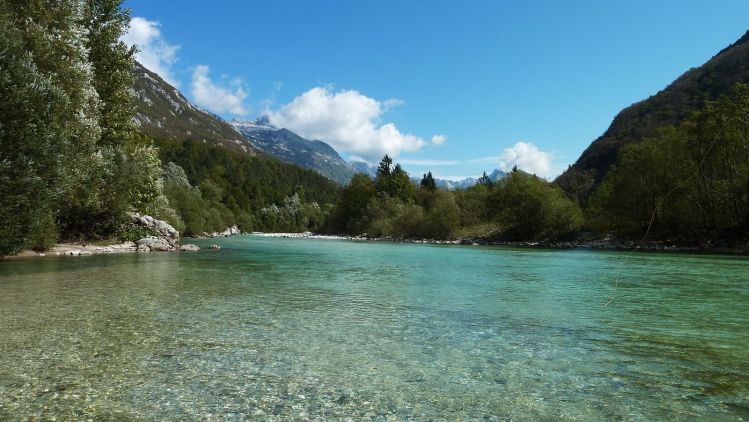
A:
121 17 180 87
431 134 447 146
190 65 249 116
266 87 436 162
498 142 561 179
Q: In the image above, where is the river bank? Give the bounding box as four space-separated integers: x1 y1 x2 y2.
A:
2 214 239 260
6 229 747 259
250 231 749 255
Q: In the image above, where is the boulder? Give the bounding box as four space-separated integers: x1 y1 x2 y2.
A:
136 236 172 251
180 244 200 252
209 244 221 250
126 212 179 243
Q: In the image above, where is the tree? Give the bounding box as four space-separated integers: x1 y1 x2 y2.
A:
588 84 749 240
477 171 493 186
420 171 437 191
376 154 393 179
0 3 66 253
492 171 583 240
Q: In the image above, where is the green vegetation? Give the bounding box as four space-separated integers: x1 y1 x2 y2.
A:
0 0 165 254
0 0 338 255
2 1 747 253
325 157 583 241
588 84 749 241
155 138 338 236
556 30 749 203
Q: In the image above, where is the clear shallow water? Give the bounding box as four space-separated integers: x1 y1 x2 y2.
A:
0 237 748 421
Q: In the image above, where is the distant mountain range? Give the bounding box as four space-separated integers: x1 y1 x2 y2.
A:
410 168 506 190
230 118 356 185
132 61 505 188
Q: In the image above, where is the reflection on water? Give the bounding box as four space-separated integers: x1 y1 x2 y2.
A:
0 237 748 420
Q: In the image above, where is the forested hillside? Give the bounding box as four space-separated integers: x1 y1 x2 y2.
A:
557 30 749 203
587 84 749 242
0 0 339 254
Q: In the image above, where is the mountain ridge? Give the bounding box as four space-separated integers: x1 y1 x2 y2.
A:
131 61 253 155
230 119 356 185
556 29 749 202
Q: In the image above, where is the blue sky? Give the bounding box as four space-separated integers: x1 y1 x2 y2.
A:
123 0 749 180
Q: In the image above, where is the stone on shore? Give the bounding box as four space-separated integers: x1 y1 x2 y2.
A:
136 236 172 251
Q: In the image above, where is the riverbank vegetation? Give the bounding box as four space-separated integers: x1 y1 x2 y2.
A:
0 0 337 254
587 85 749 243
2 1 748 256
323 156 583 241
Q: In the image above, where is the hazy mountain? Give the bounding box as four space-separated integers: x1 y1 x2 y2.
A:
556 30 749 202
230 118 356 185
410 169 506 190
350 161 378 178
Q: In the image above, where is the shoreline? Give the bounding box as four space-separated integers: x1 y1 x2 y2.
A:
246 232 749 255
5 232 747 260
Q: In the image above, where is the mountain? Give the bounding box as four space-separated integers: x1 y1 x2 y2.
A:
230 118 356 185
131 61 252 155
556 29 749 202
411 169 506 190
351 161 378 178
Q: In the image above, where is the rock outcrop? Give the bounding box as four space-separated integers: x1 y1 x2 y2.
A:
197 225 242 238
127 212 180 252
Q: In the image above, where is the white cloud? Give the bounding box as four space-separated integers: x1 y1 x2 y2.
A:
498 142 561 179
121 17 180 87
266 87 435 162
190 65 249 116
431 134 447 146
398 158 459 166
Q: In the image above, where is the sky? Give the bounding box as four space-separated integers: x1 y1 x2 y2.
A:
122 0 749 180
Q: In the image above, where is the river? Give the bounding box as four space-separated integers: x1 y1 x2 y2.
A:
0 236 747 420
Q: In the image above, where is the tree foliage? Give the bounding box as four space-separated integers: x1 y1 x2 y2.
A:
155 138 339 236
2 0 170 253
324 155 582 241
589 84 749 240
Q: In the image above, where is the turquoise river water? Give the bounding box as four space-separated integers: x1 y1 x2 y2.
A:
0 236 748 420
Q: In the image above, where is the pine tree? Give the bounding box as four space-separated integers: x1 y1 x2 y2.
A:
477 171 492 186
420 171 437 191
376 154 393 178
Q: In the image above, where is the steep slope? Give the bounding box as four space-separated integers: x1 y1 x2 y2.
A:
131 61 252 155
230 118 356 184
556 30 749 202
